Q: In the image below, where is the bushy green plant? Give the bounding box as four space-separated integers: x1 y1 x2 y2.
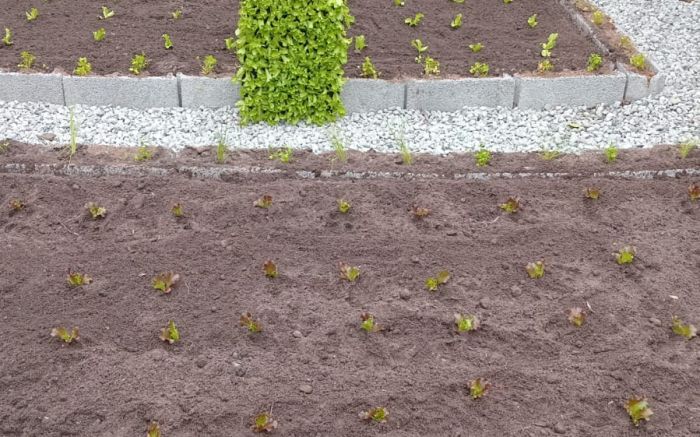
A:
604 144 618 163
587 53 603 72
468 378 491 399
630 53 646 71
152 272 180 293
625 397 652 426
18 51 36 70
86 202 106 219
240 312 262 333
171 9 183 20
538 59 554 73
129 53 149 75
74 58 92 76
361 56 379 79
470 62 489 77
234 0 352 125
269 145 293 163
200 55 218 75
615 245 636 265
51 327 79 344
671 316 697 340
224 37 236 52
160 320 180 343
251 412 277 433
475 145 491 166
360 407 388 423
263 260 278 278
337 199 351 213
591 10 605 26
67 271 92 287
147 421 161 437
423 57 440 75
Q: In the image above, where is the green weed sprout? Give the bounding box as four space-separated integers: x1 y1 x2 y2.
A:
3 28 13 46
359 407 388 423
263 260 278 278
224 37 236 52
171 203 184 218
93 28 106 42
162 34 174 50
0 140 10 154
405 13 424 27
86 202 107 220
475 145 491 166
470 62 489 77
567 308 586 327
503 0 513 4
394 0 405 5
337 199 351 214
215 129 228 163
538 59 554 73
171 9 183 20
539 147 561 161
51 327 79 344
200 55 218 75
18 51 36 70
500 197 521 214
269 146 293 163
9 198 25 212
604 144 618 163
469 43 483 53
99 6 115 20
329 129 347 162
67 271 92 287
689 184 700 202
468 378 491 399
624 397 652 426
528 14 538 28
584 187 601 200
253 195 273 209
68 107 78 159
615 245 636 265
411 39 429 63
74 58 92 76
160 320 180 344
340 263 361 282
251 412 277 433
26 8 39 22
134 144 152 162
361 56 379 79
425 270 450 292
129 53 149 75
397 133 413 165
587 53 603 72
451 14 463 29
240 312 262 333
455 313 479 333
152 272 180 294
671 316 697 340
678 138 697 158
541 33 559 57
360 313 379 333
630 54 646 71
147 421 161 437
424 57 440 75
354 35 366 53
526 260 545 279
591 10 605 26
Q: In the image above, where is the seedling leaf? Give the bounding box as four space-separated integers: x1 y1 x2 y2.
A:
361 56 379 79
526 260 545 279
455 313 479 333
9 198 25 212
152 272 180 294
51 327 80 344
405 13 424 27
254 195 273 209
99 6 115 20
584 187 601 200
240 312 262 333
263 260 278 278
412 205 430 219
339 263 361 282
160 320 180 344
360 407 388 423
251 412 277 433
469 378 491 399
567 308 586 327
86 202 107 220
67 271 92 287
615 246 636 265
147 421 161 437
338 199 351 214
360 313 378 333
171 203 184 218
624 396 653 426
475 145 491 166
470 62 489 77
688 184 700 202
671 316 697 340
500 197 521 214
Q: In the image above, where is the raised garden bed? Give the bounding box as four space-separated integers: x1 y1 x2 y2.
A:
1 142 699 435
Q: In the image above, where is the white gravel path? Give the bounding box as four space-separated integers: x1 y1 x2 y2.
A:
0 0 698 154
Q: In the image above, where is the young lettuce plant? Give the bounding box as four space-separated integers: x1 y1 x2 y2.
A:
470 62 489 77
99 6 115 20
74 58 92 76
160 320 180 344
615 245 636 265
240 312 262 333
567 307 586 327
360 313 380 333
475 145 491 166
152 272 180 293
361 56 379 79
500 197 521 214
3 28 13 46
134 144 152 162
584 187 601 200
359 407 388 423
425 270 450 292
405 13 424 27
625 397 653 426
263 260 278 278
671 316 697 340
337 199 351 214
51 327 79 344
93 28 106 42
9 198 25 212
254 195 273 209
411 39 428 63
412 205 430 219
18 51 36 70
689 184 700 202
147 421 161 437
604 144 619 163
269 145 293 163
423 57 440 75
171 203 184 218
162 34 174 50
251 412 277 433
678 138 697 158
129 53 149 75
354 35 366 53
538 59 554 73
526 260 545 279
591 10 605 26
451 14 463 29
469 43 483 53
26 8 39 22
200 55 218 75
528 14 538 28
454 313 479 333
394 0 405 5
86 202 107 220
171 9 183 20
541 33 559 57
587 53 603 72
67 271 92 287
339 263 361 282
468 378 491 399
224 37 236 52
630 54 646 71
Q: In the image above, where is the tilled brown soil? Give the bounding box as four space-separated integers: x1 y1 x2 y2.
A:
0 0 604 78
1 144 699 437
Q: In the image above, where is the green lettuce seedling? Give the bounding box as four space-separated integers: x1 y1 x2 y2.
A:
74 58 92 76
361 56 379 79
338 199 351 214
134 144 152 161
18 51 36 70
329 130 347 162
451 14 463 29
567 307 586 327
99 6 115 20
455 313 479 333
630 54 646 71
405 13 424 27
470 62 489 77
526 260 545 279
224 37 236 52
269 146 293 163
475 145 491 166
263 260 278 278
539 148 560 160
411 39 428 63
359 407 388 423
339 263 361 282
624 396 652 426
398 136 413 165
240 312 262 333
412 205 430 219
678 138 697 158
354 35 366 53
468 378 491 399
591 10 605 26
214 129 228 163
171 203 184 218
200 55 218 75
129 53 149 75
689 184 700 202
360 313 380 333
26 8 39 22
152 272 180 294
425 270 450 292
51 327 79 344
86 202 107 219
254 195 273 209
160 320 180 343
67 271 92 287
9 198 25 212
503 0 512 4
424 57 440 76
604 144 618 162
147 421 161 437
2 28 13 46
394 0 405 5
671 316 697 340
171 9 183 20
541 33 559 57
500 197 521 213
162 34 174 50
538 59 554 73
615 246 636 265
469 43 483 53
93 28 106 42
584 187 601 200
251 412 278 433
587 53 603 72
528 14 538 28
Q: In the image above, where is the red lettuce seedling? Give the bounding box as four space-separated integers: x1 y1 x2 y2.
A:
689 184 700 202
51 326 79 344
67 271 92 287
584 187 601 200
159 320 180 344
671 316 697 340
251 412 278 433
152 272 179 294
615 246 636 265
240 312 262 333
147 421 161 437
9 198 25 212
412 205 430 219
567 308 586 327
454 313 479 333
263 260 278 278
425 270 450 292
526 260 545 279
86 202 107 219
624 396 653 426
359 407 388 423
339 263 361 282
500 197 521 213
360 313 380 333
337 199 351 213
254 195 273 209
468 378 491 399
171 203 184 217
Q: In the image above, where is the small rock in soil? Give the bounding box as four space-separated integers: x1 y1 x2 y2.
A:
411 256 420 264
195 358 208 369
399 288 411 300
233 363 246 377
446 230 458 236
478 297 490 309
649 317 662 326
299 384 313 394
553 423 566 434
38 133 56 141
292 330 303 338
71 184 80 190
510 285 522 297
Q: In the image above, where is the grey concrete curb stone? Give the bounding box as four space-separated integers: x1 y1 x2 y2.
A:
63 75 179 108
405 76 516 111
0 72 64 105
516 72 627 109
617 61 665 102
179 74 240 108
341 79 406 113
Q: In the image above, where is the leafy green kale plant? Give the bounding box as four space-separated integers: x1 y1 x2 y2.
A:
528 14 538 28
160 320 180 343
454 313 479 333
354 35 366 53
359 407 388 423
361 56 379 79
671 316 697 340
129 53 149 75
251 412 277 433
425 270 450 292
615 245 636 265
26 8 39 22
587 53 603 72
67 271 92 287
340 263 361 282
405 13 424 27
263 260 278 278
3 28 13 46
152 272 180 293
526 260 545 279
93 28 106 42
18 51 36 70
451 14 463 29
51 327 79 344
162 34 173 49
240 312 262 333
235 0 352 125
625 397 652 426
74 58 92 76
468 378 491 399
86 202 107 220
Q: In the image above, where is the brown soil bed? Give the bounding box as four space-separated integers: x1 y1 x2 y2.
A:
1 144 699 436
0 0 606 78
